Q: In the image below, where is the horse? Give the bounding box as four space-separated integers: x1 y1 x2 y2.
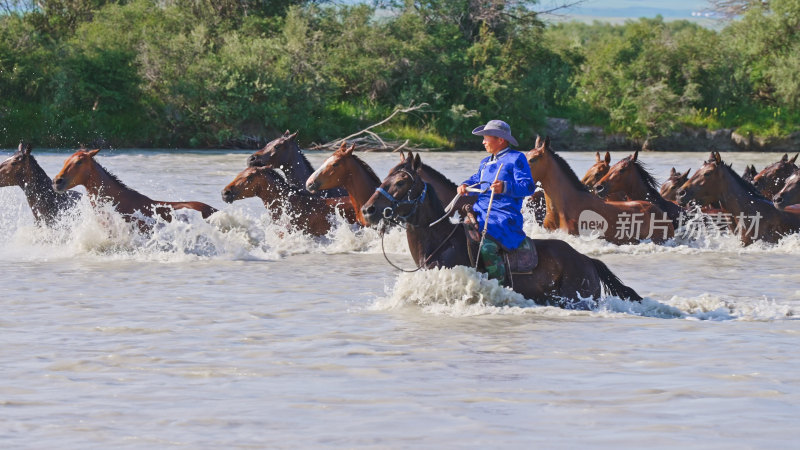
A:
773 168 800 210
246 131 347 198
0 142 81 225
359 152 642 308
305 142 474 226
580 151 612 193
526 137 673 244
677 152 800 245
660 167 691 203
742 164 758 184
222 166 357 236
593 150 684 227
52 149 217 223
752 153 798 198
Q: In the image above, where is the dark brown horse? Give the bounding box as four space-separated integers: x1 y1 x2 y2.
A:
246 130 347 198
52 149 217 222
360 153 642 308
594 150 684 227
752 153 798 198
223 166 357 236
677 152 800 245
773 168 800 210
580 151 612 193
660 167 691 203
742 164 758 184
526 137 673 244
0 142 81 225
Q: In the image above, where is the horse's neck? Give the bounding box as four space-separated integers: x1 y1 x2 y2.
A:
717 173 775 219
539 159 599 210
283 152 314 186
87 163 150 203
405 196 457 266
345 158 379 208
17 163 63 222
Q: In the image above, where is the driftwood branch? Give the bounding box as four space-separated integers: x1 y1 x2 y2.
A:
309 102 436 152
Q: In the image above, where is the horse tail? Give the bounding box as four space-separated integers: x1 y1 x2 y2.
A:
590 257 642 301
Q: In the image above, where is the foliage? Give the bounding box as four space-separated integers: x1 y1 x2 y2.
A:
1 0 799 148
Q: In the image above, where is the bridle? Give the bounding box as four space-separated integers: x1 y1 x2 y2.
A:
374 167 428 225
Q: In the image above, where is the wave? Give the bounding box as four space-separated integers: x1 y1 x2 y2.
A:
372 266 797 321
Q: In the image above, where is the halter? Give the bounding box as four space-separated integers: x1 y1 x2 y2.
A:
375 168 428 224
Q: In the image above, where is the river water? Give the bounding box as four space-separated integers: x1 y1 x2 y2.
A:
1 148 798 448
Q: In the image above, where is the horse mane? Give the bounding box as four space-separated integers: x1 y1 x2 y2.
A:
722 162 768 201
547 146 591 193
419 161 457 189
628 156 661 194
93 158 131 190
350 153 381 184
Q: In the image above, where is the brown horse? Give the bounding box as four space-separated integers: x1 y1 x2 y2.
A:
52 149 217 222
526 137 673 244
660 167 691 203
222 166 357 236
360 152 642 308
246 130 347 198
580 151 612 193
594 150 684 227
0 142 81 225
752 153 798 198
677 152 800 245
773 168 800 210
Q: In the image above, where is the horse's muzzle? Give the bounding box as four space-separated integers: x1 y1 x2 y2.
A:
52 177 66 193
361 204 382 226
594 183 607 197
221 189 235 204
247 154 264 168
306 180 319 193
676 189 689 206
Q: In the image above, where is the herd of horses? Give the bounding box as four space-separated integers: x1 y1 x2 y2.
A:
3 134 800 309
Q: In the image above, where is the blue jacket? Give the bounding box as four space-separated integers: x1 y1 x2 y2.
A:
462 148 536 250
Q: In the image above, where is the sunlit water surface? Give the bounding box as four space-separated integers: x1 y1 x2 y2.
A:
0 149 798 448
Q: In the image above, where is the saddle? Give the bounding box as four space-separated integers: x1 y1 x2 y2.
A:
462 207 538 275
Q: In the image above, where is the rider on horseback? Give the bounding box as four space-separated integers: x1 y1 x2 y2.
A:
457 120 536 285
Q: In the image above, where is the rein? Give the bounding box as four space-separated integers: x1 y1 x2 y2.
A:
375 167 458 272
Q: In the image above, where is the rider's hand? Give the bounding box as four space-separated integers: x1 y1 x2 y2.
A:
491 180 505 194
457 184 468 196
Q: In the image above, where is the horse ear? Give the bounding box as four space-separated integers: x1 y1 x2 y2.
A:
714 152 722 164
790 153 798 164
345 143 355 155
595 152 601 162
604 151 611 164
88 149 101 158
283 130 290 137
288 131 298 140
412 153 422 171
670 167 677 176
18 141 24 153
534 135 542 149
682 168 691 179
632 150 638 162
24 143 32 155
337 140 347 151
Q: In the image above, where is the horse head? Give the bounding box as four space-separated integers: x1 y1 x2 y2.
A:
306 141 356 193
773 169 800 210
581 151 612 191
594 151 638 200
0 142 36 187
247 130 300 168
752 153 798 197
222 166 286 204
660 167 691 202
53 148 100 193
362 152 426 226
676 151 730 207
525 136 551 178
742 164 758 184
